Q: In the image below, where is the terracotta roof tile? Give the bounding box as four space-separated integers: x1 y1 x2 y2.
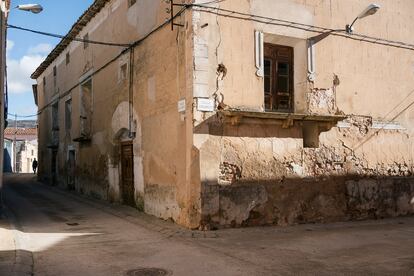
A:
4 128 37 141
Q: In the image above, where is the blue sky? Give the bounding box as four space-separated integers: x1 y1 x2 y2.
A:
7 0 94 118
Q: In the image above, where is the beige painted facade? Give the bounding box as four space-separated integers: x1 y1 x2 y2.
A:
33 0 414 229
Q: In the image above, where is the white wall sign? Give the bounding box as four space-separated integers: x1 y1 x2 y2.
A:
197 98 215 112
178 99 186 113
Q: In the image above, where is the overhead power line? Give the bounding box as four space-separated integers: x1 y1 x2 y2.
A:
7 24 131 48
8 113 38 118
34 3 414 115
174 3 414 51
36 5 188 115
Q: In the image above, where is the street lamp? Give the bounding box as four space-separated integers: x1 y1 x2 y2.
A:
346 4 380 34
15 4 43 14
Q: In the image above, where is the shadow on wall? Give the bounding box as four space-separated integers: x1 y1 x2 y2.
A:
194 115 303 139
200 175 414 229
3 149 12 173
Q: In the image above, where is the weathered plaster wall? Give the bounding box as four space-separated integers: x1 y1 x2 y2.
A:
35 0 199 228
35 0 414 229
196 118 414 228
192 0 414 228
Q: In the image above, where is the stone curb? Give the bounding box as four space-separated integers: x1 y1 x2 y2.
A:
1 207 34 276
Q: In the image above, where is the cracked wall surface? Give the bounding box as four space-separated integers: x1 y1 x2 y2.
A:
36 0 199 228
192 0 414 229
36 0 414 230
197 116 414 228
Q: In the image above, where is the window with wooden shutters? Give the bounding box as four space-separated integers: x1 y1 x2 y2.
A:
264 44 294 112
80 79 92 138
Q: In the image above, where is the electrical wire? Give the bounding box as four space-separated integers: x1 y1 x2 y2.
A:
36 5 188 115
35 2 414 115
7 24 131 48
7 113 38 118
197 0 227 5
173 3 414 51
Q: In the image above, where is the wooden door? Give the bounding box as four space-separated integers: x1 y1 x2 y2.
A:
121 142 135 207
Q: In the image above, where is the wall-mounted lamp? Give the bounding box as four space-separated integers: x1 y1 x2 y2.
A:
15 4 43 14
346 4 380 34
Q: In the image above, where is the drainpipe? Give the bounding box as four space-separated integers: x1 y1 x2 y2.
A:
128 47 135 138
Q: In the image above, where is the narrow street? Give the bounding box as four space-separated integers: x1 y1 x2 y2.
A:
0 174 413 276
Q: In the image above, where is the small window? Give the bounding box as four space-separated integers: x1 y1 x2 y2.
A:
264 44 294 112
52 102 59 130
66 52 70 65
80 79 92 137
65 99 72 130
53 66 57 92
120 63 127 81
83 33 89 49
128 0 136 7
43 77 46 93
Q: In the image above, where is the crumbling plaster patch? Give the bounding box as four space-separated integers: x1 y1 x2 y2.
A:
307 88 336 115
198 114 414 228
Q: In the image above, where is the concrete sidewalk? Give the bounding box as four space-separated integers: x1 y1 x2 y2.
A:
0 207 33 276
0 210 15 275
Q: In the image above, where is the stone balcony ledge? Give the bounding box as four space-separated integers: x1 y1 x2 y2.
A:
218 110 347 129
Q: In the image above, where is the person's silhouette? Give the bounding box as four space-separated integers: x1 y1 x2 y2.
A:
32 158 38 174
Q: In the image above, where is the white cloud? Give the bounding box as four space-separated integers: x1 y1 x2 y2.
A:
7 43 52 94
6 40 14 52
15 104 38 116
28 43 53 55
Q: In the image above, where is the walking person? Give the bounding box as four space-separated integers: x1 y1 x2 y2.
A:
32 158 38 174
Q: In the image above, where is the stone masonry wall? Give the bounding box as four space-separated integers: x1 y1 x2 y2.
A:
198 117 414 229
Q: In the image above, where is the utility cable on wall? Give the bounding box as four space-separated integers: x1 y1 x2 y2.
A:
7 24 131 47
35 5 188 115
173 3 414 51
33 2 414 116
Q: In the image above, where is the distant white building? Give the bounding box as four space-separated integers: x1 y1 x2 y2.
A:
4 128 38 173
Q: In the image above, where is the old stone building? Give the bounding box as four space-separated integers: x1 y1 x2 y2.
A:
4 127 37 173
32 0 414 229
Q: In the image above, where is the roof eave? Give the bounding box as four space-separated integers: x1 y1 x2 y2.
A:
31 0 111 80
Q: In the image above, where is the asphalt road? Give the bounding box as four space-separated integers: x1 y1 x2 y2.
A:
1 173 414 276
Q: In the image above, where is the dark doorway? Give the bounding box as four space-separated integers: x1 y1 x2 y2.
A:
121 142 135 207
67 150 75 190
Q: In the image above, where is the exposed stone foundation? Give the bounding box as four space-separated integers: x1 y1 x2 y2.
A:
201 177 414 229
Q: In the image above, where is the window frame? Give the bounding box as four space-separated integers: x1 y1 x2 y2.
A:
53 66 57 93
65 99 72 131
66 52 70 65
51 102 59 131
263 43 294 113
128 0 137 8
83 33 89 49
